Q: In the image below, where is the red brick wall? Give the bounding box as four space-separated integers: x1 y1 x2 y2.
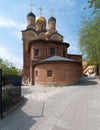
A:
22 41 30 84
34 61 81 86
22 40 68 84
67 54 82 62
67 54 83 75
22 39 83 85
30 41 68 61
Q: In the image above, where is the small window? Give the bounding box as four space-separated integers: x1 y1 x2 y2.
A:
64 70 69 77
34 49 39 56
47 70 52 77
50 48 55 56
36 71 38 77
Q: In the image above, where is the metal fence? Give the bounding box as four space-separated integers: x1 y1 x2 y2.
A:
0 69 22 119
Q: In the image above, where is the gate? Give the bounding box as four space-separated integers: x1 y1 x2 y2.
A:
0 69 22 119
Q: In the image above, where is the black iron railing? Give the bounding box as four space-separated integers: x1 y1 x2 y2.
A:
0 69 22 119
2 85 21 112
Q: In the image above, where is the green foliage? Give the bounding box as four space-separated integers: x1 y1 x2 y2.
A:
0 58 20 76
88 0 100 9
79 12 100 74
84 0 100 15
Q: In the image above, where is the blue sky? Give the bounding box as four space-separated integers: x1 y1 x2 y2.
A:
0 0 92 68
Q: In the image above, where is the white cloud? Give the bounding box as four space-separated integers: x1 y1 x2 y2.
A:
0 15 24 68
0 14 25 40
0 14 25 29
0 45 22 68
0 15 17 28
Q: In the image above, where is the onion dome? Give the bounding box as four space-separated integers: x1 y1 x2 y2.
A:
48 16 56 30
35 16 46 24
35 16 46 31
27 12 36 29
27 12 35 18
48 16 56 22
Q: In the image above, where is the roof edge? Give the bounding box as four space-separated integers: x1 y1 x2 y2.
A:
33 55 79 66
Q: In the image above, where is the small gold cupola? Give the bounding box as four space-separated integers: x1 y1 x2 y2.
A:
35 7 46 31
35 16 46 31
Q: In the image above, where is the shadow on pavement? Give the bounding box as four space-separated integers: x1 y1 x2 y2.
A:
79 77 98 86
0 98 37 130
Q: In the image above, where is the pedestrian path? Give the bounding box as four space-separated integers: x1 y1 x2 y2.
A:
0 78 100 130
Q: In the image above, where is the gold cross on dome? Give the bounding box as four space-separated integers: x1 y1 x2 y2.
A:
38 7 43 15
30 3 33 12
51 8 54 16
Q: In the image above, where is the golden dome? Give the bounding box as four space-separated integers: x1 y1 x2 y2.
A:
35 16 46 24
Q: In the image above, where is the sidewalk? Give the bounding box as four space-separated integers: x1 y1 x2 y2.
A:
0 77 100 130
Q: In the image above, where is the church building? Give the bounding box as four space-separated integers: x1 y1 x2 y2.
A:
22 10 82 86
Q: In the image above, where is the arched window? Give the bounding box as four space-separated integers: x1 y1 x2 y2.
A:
34 49 39 56
50 48 55 56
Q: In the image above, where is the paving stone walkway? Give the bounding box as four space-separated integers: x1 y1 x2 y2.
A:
0 77 100 130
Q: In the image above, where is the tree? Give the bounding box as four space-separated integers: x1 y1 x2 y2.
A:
84 0 100 15
0 58 20 76
79 12 100 75
88 0 100 9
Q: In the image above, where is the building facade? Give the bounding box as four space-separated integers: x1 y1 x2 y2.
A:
22 11 82 86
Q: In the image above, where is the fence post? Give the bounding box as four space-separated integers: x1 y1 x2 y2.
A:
0 69 3 119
